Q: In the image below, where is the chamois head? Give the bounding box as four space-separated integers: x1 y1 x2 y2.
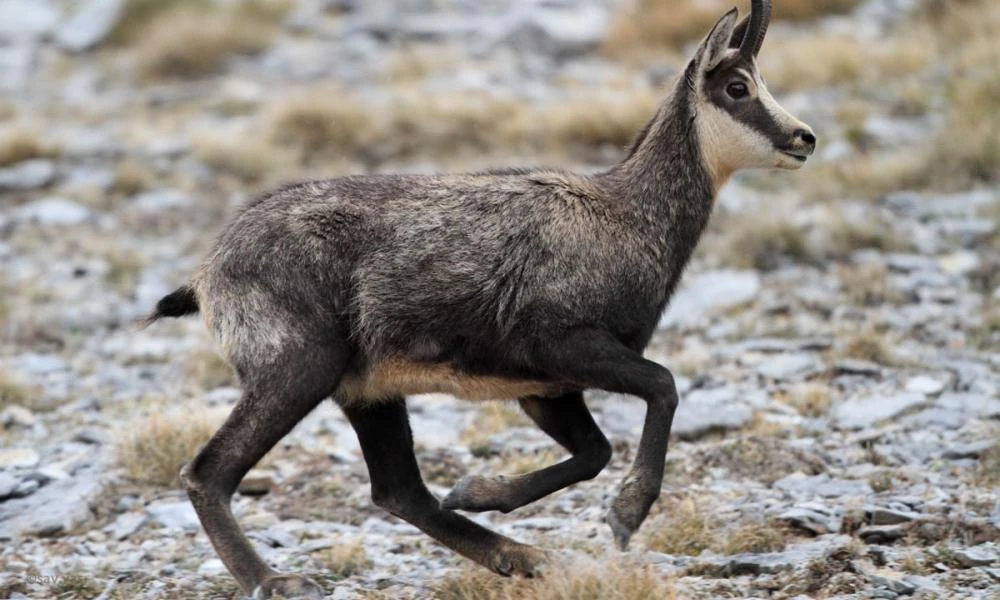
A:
689 1 816 184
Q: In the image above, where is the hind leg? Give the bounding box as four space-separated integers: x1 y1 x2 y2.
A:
343 398 548 576
181 340 346 599
442 392 611 513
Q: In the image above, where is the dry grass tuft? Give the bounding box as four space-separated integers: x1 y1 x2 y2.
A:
691 436 825 484
0 371 41 410
645 497 717 556
0 128 59 167
112 159 154 196
433 561 675 600
137 3 287 80
50 569 104 599
105 249 145 295
186 347 238 391
116 406 219 487
719 521 789 555
781 383 832 418
762 35 864 92
460 403 532 452
974 445 1000 488
838 329 896 365
194 135 292 184
267 87 658 166
718 215 812 271
324 540 373 580
820 217 911 260
838 263 903 307
604 0 863 57
109 0 210 45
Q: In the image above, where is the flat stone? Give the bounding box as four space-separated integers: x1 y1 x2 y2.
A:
953 544 999 568
697 536 854 576
5 469 103 537
132 189 192 213
942 440 996 460
495 4 607 59
867 506 922 525
0 0 59 40
757 354 820 381
834 359 882 376
905 376 945 396
147 500 200 531
832 393 927 429
778 503 842 534
0 159 56 190
672 388 754 440
938 251 980 276
901 407 966 430
107 512 146 540
5 353 67 375
198 558 227 576
11 479 39 498
238 470 275 496
936 393 1000 419
0 405 35 428
17 197 93 226
0 473 20 499
901 575 942 594
859 524 907 544
774 473 873 498
0 448 40 470
660 270 760 329
54 0 123 52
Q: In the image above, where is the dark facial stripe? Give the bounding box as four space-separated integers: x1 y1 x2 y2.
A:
702 57 792 150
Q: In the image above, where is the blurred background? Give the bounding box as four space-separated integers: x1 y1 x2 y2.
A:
0 1 998 599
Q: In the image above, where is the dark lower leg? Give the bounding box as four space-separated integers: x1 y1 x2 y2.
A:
442 392 611 513
182 347 342 597
528 329 678 549
343 398 547 576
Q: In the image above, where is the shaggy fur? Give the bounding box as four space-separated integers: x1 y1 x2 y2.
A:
146 2 816 597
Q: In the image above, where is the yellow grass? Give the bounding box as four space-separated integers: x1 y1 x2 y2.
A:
268 86 659 165
324 540 373 580
838 329 896 365
116 407 219 487
186 347 238 391
433 561 676 600
194 135 293 184
0 128 59 167
719 521 788 554
604 0 864 57
645 497 717 556
781 383 832 418
137 4 284 80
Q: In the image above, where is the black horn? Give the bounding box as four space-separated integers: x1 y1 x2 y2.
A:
740 0 772 59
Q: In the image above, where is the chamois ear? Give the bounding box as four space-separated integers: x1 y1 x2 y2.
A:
729 14 751 49
697 8 739 70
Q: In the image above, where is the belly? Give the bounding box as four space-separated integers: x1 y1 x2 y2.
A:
336 358 563 403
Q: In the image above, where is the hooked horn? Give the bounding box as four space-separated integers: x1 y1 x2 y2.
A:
739 0 772 59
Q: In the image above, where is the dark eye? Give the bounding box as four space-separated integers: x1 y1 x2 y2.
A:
726 82 749 99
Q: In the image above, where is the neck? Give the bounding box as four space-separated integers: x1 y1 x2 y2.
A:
597 65 717 242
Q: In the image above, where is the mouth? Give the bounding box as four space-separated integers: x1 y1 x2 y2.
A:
780 151 808 163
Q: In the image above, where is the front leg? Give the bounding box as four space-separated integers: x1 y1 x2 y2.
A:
528 329 678 550
443 392 612 513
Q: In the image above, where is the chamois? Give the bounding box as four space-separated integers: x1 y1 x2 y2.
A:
145 1 815 597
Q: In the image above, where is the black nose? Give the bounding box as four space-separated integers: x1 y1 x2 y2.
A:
795 129 817 148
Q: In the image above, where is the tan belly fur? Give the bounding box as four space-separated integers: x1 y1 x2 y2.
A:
336 358 561 402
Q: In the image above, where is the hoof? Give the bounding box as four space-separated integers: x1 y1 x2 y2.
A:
606 506 633 551
253 574 325 600
489 543 550 578
441 475 511 513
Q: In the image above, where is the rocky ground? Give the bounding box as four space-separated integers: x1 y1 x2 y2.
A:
0 0 998 598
